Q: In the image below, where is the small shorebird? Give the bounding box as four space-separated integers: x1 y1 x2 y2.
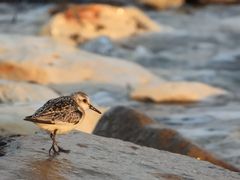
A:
24 91 101 155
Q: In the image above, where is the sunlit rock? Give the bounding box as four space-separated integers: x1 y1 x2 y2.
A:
130 81 227 103
0 80 58 103
138 0 184 10
42 4 161 44
0 34 161 87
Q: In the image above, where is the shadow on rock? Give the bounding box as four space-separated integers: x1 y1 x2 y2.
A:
93 106 240 172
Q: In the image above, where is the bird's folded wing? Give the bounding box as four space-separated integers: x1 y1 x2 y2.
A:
32 109 83 124
25 97 83 124
24 116 54 124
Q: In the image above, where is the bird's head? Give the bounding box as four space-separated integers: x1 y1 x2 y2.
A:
71 91 101 114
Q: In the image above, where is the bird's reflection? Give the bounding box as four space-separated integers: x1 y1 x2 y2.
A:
25 156 73 180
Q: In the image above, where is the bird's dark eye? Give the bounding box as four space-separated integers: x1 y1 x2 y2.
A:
83 99 87 103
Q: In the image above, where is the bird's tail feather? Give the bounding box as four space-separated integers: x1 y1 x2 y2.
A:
24 116 34 122
24 116 54 124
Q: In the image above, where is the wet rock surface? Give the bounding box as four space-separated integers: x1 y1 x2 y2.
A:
1 132 240 180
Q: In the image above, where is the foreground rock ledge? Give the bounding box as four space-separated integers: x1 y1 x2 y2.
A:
1 133 240 180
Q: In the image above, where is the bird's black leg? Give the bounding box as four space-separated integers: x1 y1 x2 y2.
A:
52 129 70 154
49 129 59 156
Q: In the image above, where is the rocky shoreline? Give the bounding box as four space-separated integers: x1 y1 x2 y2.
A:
1 2 240 179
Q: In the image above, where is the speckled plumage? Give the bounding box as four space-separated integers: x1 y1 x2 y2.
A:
25 96 84 125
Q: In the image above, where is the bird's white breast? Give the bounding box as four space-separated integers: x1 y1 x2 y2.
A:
36 122 78 134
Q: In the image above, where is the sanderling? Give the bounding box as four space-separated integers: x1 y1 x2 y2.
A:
24 91 101 155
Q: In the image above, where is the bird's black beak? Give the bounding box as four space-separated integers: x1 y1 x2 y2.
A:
89 104 102 114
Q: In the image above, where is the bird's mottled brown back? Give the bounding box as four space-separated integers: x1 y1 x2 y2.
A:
26 96 84 124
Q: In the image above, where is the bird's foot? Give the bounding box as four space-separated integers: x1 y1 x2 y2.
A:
57 146 70 153
49 144 59 156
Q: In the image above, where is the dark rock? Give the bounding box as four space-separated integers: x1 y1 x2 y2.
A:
93 106 240 172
